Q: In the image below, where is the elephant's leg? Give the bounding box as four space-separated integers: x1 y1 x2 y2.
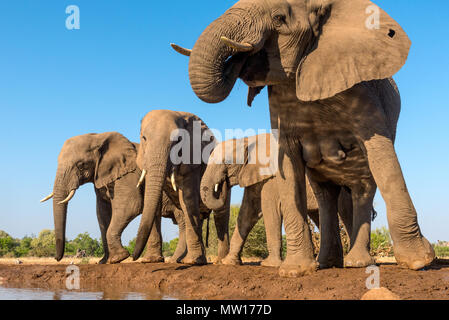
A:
95 192 112 264
337 187 353 239
344 181 376 268
361 134 434 269
213 191 231 264
260 180 283 267
179 174 207 265
167 209 187 263
106 208 139 264
107 176 144 264
141 208 164 263
309 179 343 269
222 188 260 266
277 150 317 277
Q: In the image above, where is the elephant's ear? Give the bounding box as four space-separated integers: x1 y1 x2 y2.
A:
94 132 137 189
185 114 217 162
238 134 276 188
296 0 411 101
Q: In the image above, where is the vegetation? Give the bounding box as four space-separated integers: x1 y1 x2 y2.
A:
370 227 394 257
433 241 449 258
200 206 270 259
0 229 104 258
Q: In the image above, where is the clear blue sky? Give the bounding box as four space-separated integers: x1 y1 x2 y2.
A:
0 1 448 245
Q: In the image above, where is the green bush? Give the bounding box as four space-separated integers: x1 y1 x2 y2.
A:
164 238 178 256
370 227 394 257
202 206 270 258
0 233 18 257
14 236 33 257
125 238 136 255
433 244 449 257
68 232 104 257
29 230 56 257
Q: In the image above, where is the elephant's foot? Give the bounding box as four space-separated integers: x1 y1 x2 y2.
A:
260 255 282 267
221 254 242 266
165 253 185 264
344 248 375 268
98 255 109 265
141 254 165 263
394 236 435 270
278 255 317 278
107 249 130 264
318 251 343 269
181 252 207 265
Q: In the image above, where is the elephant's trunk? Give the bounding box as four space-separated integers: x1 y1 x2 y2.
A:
132 153 169 260
200 173 228 211
188 8 265 103
52 195 67 261
52 170 79 261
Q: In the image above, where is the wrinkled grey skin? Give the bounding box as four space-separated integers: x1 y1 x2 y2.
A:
133 110 230 265
183 0 435 275
41 132 188 264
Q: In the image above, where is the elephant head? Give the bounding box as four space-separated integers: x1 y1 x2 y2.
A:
132 110 214 260
41 132 137 261
201 134 276 210
176 0 410 104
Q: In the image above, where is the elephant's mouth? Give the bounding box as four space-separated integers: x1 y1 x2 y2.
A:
239 49 269 85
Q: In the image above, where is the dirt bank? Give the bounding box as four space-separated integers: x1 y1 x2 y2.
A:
1 260 448 300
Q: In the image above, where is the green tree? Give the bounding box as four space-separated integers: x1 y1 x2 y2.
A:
202 206 270 259
124 237 136 255
30 230 56 257
370 227 394 257
0 231 18 257
164 238 179 256
14 236 33 257
69 232 104 257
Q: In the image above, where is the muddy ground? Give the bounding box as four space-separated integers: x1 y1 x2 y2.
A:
0 259 448 300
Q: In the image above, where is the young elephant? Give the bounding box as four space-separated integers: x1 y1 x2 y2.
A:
201 134 321 267
133 110 230 265
40 132 187 264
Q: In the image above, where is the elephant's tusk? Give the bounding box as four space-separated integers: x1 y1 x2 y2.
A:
136 169 146 188
171 172 177 192
214 184 219 193
220 36 253 52
58 190 75 205
40 192 54 203
170 43 191 57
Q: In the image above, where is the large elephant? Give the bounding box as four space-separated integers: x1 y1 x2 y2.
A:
132 110 230 265
40 132 187 264
174 0 435 275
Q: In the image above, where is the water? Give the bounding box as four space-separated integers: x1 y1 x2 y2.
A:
0 286 176 300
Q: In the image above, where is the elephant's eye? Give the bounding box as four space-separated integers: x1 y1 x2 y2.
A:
273 14 286 28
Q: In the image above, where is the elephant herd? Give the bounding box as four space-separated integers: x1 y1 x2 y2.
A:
41 0 435 277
